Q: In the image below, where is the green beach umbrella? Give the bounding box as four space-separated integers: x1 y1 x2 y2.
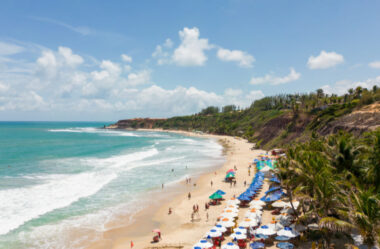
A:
209 193 223 200
226 172 235 178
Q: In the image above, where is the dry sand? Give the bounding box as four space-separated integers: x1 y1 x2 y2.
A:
86 130 268 249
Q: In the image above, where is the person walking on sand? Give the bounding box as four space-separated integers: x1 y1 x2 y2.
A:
206 212 209 222
244 180 246 187
162 183 164 189
188 192 191 200
210 180 213 187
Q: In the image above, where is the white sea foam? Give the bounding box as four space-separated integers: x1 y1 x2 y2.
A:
48 127 140 137
0 172 117 235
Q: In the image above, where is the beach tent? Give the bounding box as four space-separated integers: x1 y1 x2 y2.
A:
209 193 223 200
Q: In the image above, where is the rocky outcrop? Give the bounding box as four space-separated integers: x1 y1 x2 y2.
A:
109 118 167 129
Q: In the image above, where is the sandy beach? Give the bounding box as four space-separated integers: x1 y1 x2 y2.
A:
86 129 267 249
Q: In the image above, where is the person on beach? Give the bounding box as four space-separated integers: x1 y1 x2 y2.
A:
244 180 246 187
168 207 172 215
233 180 236 187
188 192 191 200
210 180 213 187
162 183 164 189
206 212 209 221
230 181 232 188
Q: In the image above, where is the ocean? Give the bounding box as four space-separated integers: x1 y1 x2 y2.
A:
0 122 224 249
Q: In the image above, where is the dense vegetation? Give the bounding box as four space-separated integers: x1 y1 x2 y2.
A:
276 129 380 248
153 86 380 148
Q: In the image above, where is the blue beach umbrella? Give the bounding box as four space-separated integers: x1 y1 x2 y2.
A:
193 247 202 249
237 194 251 201
255 234 269 239
277 242 294 249
250 242 265 249
265 186 281 194
275 235 290 241
215 189 226 195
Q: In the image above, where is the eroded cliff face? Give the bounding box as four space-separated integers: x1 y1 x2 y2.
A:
109 118 167 129
318 102 380 135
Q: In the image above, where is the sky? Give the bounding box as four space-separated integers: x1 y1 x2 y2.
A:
0 0 379 121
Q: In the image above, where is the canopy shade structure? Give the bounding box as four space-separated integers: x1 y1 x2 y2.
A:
209 193 223 200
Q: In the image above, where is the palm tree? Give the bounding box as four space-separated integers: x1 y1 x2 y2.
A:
350 188 380 247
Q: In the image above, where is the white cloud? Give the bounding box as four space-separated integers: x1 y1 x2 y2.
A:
121 54 132 63
125 70 151 86
0 81 9 93
307 50 344 69
322 76 380 95
369 61 380 69
58 47 84 67
217 48 254 68
163 39 173 48
0 41 24 55
250 68 300 85
172 27 212 66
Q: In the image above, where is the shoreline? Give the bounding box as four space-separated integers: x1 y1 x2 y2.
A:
86 129 264 249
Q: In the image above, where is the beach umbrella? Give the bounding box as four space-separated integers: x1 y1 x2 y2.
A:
272 200 288 208
233 226 247 234
213 225 227 233
215 189 226 195
250 242 265 249
221 212 238 218
265 186 281 194
260 165 272 172
255 225 276 236
221 242 240 249
269 176 281 183
227 169 235 173
239 218 259 228
227 199 240 205
290 223 306 232
230 231 247 240
226 172 235 178
224 207 239 213
195 240 213 249
276 242 294 249
250 199 266 206
267 222 284 231
193 247 202 249
283 201 299 209
245 213 261 222
218 220 235 228
280 207 295 215
237 194 251 201
275 235 290 241
255 234 269 239
277 225 300 237
152 228 160 233
209 193 223 200
207 229 222 238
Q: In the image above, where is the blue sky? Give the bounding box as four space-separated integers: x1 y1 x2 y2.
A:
0 0 379 121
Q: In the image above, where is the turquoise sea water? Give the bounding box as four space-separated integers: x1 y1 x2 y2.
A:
0 122 224 249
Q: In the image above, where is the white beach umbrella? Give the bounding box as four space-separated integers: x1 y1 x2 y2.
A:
206 229 222 238
224 207 239 213
221 242 240 249
245 209 263 216
249 200 266 207
277 227 300 238
284 201 300 209
239 218 259 228
281 207 295 214
267 222 284 231
195 240 213 248
255 225 276 236
213 225 227 233
230 231 247 240
276 214 293 226
227 199 240 205
233 227 247 234
218 220 235 228
221 212 238 218
272 200 288 208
